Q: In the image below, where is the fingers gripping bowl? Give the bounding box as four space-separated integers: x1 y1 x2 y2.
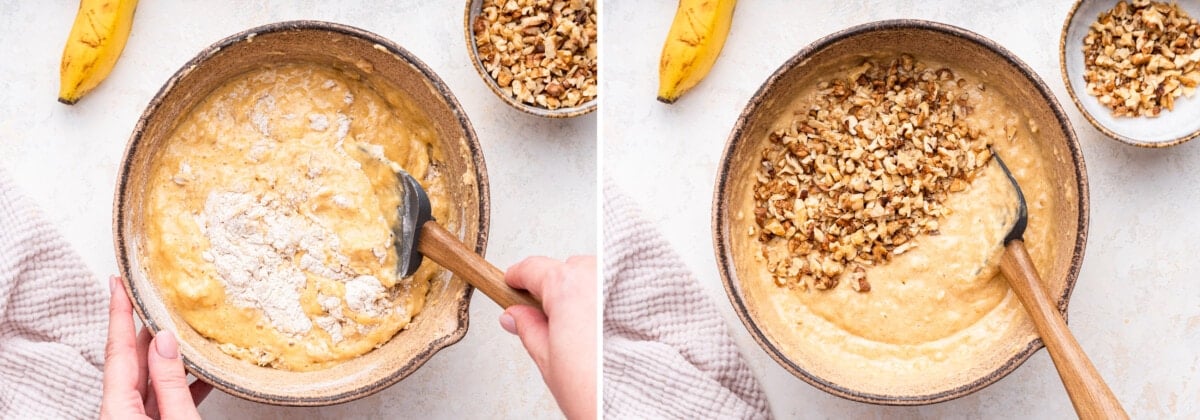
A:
114 21 489 405
713 20 1090 404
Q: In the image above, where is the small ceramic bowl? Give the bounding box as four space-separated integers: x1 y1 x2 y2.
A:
464 0 597 118
1061 0 1200 147
113 21 490 406
713 20 1090 405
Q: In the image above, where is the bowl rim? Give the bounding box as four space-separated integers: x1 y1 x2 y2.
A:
712 19 1091 405
1059 0 1200 148
462 0 597 118
112 20 491 406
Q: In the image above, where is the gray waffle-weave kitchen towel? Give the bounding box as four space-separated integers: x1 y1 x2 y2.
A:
0 167 107 418
603 178 771 419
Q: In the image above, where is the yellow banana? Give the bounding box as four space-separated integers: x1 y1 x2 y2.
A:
657 0 736 104
58 0 139 105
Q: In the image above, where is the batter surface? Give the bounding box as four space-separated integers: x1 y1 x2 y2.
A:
143 62 450 371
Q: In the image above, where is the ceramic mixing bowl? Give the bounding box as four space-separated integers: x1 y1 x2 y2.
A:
114 21 490 406
713 20 1090 405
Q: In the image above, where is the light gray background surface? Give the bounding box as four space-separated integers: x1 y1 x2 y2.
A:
0 1 596 418
603 1 1197 418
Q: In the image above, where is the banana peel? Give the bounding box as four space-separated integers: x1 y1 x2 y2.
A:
657 0 736 104
59 0 139 105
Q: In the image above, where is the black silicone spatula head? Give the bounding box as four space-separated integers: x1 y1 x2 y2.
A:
991 148 1028 244
394 169 433 278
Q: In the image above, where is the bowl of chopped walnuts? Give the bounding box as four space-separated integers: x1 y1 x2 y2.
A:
1061 0 1200 147
465 0 597 117
713 20 1090 404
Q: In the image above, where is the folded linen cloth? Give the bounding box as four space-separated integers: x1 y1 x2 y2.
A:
0 168 107 418
602 179 771 419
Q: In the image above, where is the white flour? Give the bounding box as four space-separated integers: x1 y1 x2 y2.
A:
194 81 395 343
201 190 380 338
333 113 354 156
315 293 345 343
200 192 314 337
200 188 392 339
335 114 351 142
247 138 274 162
250 94 276 137
308 113 329 131
345 275 388 318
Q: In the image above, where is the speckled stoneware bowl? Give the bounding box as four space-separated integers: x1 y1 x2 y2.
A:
113 21 489 406
713 20 1090 405
464 0 597 118
1061 0 1200 147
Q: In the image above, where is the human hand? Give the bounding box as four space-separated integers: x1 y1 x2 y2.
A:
101 276 212 420
500 256 597 420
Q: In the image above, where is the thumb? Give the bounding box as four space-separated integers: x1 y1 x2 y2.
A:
147 331 201 420
501 306 550 371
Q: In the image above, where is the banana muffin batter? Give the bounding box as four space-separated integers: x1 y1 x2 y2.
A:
738 55 1060 383
142 62 450 371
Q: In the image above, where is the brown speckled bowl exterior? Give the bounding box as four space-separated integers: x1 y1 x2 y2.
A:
1060 0 1200 147
113 21 490 406
713 20 1090 405
463 0 597 118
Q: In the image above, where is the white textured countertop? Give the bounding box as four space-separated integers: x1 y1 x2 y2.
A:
0 1 594 418
604 0 1198 418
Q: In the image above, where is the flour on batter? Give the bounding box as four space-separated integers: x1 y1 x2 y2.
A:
142 62 453 371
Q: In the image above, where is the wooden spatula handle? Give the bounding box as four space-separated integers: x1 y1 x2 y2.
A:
416 221 542 311
1000 240 1127 420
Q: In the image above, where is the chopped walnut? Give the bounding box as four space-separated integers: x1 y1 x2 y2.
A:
473 0 597 110
847 267 869 293
754 55 996 294
1083 0 1200 117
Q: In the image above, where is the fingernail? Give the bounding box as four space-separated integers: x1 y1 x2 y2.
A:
499 312 516 334
155 331 180 359
109 275 120 294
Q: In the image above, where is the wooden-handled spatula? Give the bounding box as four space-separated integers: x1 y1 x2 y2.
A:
992 150 1126 420
392 169 541 310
